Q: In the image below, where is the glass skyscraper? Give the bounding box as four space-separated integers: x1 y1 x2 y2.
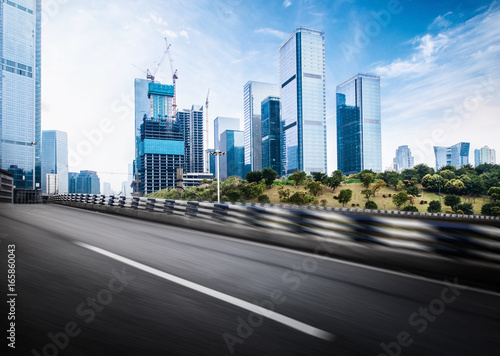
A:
41 130 68 194
434 142 470 170
261 96 282 177
336 73 382 175
279 28 327 175
0 0 41 189
474 146 496 166
243 81 279 173
213 117 240 179
393 145 414 173
178 105 204 173
220 130 245 180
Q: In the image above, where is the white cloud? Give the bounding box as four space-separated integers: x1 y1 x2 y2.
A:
282 0 292 8
428 11 453 30
161 29 178 39
179 30 189 40
254 28 288 39
150 13 168 26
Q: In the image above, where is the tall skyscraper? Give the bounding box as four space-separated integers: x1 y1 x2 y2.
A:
336 73 382 175
220 130 245 180
474 146 496 166
243 81 279 173
393 145 414 173
261 96 282 177
279 27 327 175
1 0 42 189
434 142 470 170
178 105 204 173
214 117 240 178
41 130 68 194
76 170 100 195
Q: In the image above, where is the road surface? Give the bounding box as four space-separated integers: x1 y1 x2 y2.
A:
0 204 498 355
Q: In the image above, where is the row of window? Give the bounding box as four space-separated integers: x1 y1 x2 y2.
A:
6 0 33 14
2 64 33 78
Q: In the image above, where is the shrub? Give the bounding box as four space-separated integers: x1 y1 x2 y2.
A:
402 206 419 212
283 192 316 205
382 194 387 198
427 200 441 213
481 202 500 216
257 194 270 203
338 189 353 207
365 201 378 210
333 196 338 200
320 199 327 207
456 203 474 215
406 186 421 197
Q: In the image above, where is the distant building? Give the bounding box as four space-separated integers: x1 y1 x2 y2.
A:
261 96 282 177
474 146 496 166
244 81 279 173
68 172 79 194
178 105 204 174
220 130 245 180
102 182 113 195
393 145 414 173
214 117 240 178
1 0 42 190
279 27 327 175
182 172 214 188
208 148 216 176
42 130 68 194
74 170 100 195
337 73 382 175
434 142 470 170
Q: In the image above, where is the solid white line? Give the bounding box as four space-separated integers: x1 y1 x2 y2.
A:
75 242 335 341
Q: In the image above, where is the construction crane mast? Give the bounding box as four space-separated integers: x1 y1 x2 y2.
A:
165 37 178 118
205 88 210 173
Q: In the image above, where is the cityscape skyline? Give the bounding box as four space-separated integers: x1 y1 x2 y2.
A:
38 0 500 190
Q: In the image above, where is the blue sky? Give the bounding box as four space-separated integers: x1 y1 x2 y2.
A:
41 0 500 191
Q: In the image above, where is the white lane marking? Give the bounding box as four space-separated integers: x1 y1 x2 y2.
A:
75 242 335 341
54 205 500 297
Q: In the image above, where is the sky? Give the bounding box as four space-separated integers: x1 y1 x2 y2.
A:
41 0 500 192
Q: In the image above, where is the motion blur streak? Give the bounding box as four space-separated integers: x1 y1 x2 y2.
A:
0 204 499 355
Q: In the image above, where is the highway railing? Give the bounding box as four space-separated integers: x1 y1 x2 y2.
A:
49 194 500 265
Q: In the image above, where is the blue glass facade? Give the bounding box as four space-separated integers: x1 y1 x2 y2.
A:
1 0 41 189
41 130 68 194
220 130 244 180
336 74 382 175
279 28 327 175
393 145 414 173
434 142 470 170
75 170 100 195
243 81 279 172
213 116 240 179
261 96 282 177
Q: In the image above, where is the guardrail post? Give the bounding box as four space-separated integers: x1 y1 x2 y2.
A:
186 201 199 217
146 198 156 211
131 197 140 209
163 199 175 213
118 196 126 207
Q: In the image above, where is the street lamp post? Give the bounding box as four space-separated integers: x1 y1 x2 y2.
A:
210 150 226 203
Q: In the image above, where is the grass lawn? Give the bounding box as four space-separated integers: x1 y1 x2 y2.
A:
248 182 489 214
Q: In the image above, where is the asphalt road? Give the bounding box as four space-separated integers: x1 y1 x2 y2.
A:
0 204 499 355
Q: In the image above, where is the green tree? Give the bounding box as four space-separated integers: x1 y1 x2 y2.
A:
277 186 292 201
361 189 373 200
413 164 435 180
439 169 456 181
371 179 387 196
406 186 421 197
306 181 324 196
444 194 461 213
392 191 409 210
463 175 485 201
312 172 328 182
262 168 277 186
481 202 500 216
289 171 307 187
427 200 442 213
456 203 474 215
421 174 440 192
438 165 457 174
444 179 466 195
396 180 405 191
338 189 353 207
402 206 419 212
324 170 343 192
360 172 375 188
246 170 263 183
400 168 418 181
379 171 400 189
258 194 271 203
284 192 316 205
365 200 378 210
488 187 500 201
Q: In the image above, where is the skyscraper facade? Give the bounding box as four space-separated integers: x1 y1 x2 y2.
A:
261 96 282 177
243 81 279 173
279 27 327 175
1 0 42 189
41 130 68 194
336 73 382 175
213 117 240 178
474 146 496 166
393 145 414 173
76 170 100 195
434 142 470 170
220 130 245 180
178 105 204 173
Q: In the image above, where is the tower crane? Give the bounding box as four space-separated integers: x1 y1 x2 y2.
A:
165 37 178 118
205 88 210 173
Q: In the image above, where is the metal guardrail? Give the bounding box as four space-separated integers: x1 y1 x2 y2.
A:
49 194 500 265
